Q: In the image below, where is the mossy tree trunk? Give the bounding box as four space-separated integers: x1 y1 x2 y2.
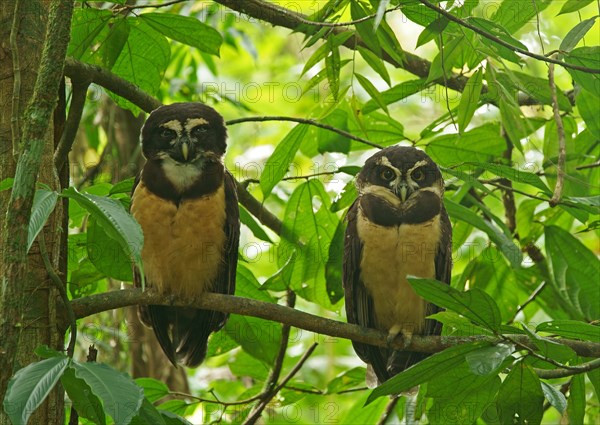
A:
1 1 72 424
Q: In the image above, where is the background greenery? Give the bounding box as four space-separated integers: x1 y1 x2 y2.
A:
1 0 599 424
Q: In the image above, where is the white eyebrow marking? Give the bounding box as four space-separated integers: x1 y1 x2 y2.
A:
160 120 183 133
378 156 402 188
185 118 209 132
407 159 429 174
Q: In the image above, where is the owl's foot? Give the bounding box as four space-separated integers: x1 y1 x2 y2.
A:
387 325 413 350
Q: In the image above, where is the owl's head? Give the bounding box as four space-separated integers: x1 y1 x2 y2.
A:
356 146 443 202
140 102 227 164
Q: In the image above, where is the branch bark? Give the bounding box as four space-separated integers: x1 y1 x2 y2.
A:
70 289 600 359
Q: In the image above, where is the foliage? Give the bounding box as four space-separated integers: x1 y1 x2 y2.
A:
3 0 600 424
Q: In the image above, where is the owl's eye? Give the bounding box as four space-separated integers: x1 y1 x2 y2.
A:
412 169 425 182
160 128 176 139
380 168 395 181
191 125 209 137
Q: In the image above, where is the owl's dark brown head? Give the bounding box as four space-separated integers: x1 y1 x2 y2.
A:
141 102 227 164
357 146 443 202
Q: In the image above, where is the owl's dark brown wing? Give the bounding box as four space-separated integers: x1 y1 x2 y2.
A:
343 200 390 382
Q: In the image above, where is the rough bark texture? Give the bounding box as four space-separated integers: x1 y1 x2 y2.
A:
0 1 69 423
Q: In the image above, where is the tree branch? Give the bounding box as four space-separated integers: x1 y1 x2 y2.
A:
70 289 600 360
418 0 599 74
227 116 383 149
54 80 90 170
548 62 567 207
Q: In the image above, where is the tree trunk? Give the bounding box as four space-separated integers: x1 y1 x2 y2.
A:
0 1 66 424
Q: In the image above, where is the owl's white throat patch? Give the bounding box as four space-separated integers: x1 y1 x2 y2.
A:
160 155 202 192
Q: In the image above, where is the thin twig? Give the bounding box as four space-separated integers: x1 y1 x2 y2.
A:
377 396 400 425
114 0 188 13
418 0 599 74
168 391 263 407
576 159 600 170
274 4 403 28
226 116 383 149
548 62 567 207
534 358 600 379
507 282 547 325
55 81 90 170
244 290 297 424
242 170 341 186
10 0 22 158
39 234 76 358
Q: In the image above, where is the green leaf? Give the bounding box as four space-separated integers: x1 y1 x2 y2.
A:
427 36 465 83
541 382 567 414
62 186 144 282
316 109 350 154
350 1 380 54
357 46 390 85
466 17 528 64
468 162 551 193
588 367 600 401
68 9 112 60
492 0 552 33
260 253 295 291
567 373 585 424
239 205 272 243
426 123 506 167
130 398 167 425
565 47 600 98
87 217 133 281
457 68 483 133
560 17 597 53
367 342 491 402
325 40 341 101
445 199 523 268
109 178 135 195
465 343 515 376
98 17 130 69
362 79 426 114
545 225 600 320
331 180 357 212
496 362 544 425
558 0 594 15
135 378 170 403
536 320 600 342
109 18 170 112
72 361 144 425
140 13 222 56
0 177 14 191
260 124 309 199
373 0 391 31
225 265 281 364
4 356 70 425
342 391 388 424
326 367 366 394
355 73 387 113
520 323 576 363
416 17 448 48
576 88 600 139
426 362 502 425
62 367 106 425
408 278 502 331
27 189 58 253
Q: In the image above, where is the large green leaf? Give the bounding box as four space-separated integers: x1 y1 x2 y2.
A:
139 13 222 56
109 18 170 111
541 382 567 414
62 186 143 280
366 342 491 403
567 373 586 425
457 68 483 133
496 362 544 425
409 278 502 331
445 199 522 267
565 47 600 98
341 391 388 424
558 0 595 15
545 225 600 320
560 17 597 53
426 362 502 425
130 398 167 425
362 79 426 113
536 320 600 342
61 367 106 425
492 0 552 33
135 378 170 404
469 162 551 194
72 361 144 425
260 124 309 199
576 88 600 139
426 124 505 167
68 8 112 60
87 217 134 281
27 189 59 253
4 356 70 425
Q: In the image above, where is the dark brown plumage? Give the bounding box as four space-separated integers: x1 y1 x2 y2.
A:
131 102 239 367
343 146 452 384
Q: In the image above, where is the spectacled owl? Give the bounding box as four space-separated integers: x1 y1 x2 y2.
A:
131 102 239 367
343 146 452 384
